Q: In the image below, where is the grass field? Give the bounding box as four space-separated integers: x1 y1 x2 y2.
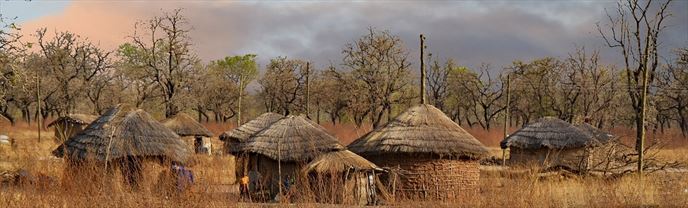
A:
1 121 687 207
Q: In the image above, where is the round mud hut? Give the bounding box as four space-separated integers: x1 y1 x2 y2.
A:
52 105 191 190
161 113 214 155
500 117 619 173
348 104 489 201
240 115 344 200
219 112 284 184
47 114 98 143
304 150 383 205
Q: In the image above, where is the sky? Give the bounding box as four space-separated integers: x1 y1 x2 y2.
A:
2 0 687 70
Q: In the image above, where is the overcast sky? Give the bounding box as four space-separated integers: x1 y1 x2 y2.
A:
2 0 687 70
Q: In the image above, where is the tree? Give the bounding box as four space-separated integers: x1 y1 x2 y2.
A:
656 48 688 136
259 57 309 115
342 28 412 128
425 55 452 111
127 9 199 118
459 64 505 130
35 29 112 115
598 0 673 173
211 54 258 124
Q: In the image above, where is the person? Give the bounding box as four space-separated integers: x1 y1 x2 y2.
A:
240 175 250 199
171 163 194 193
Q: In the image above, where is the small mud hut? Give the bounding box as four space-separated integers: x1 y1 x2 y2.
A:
47 114 98 143
500 117 618 172
52 105 191 190
240 115 344 200
162 113 214 155
219 112 284 184
348 104 489 201
304 150 383 205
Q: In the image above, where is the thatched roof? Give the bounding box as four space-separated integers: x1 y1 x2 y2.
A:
500 117 597 150
240 115 344 162
348 104 489 159
575 123 615 144
220 112 284 142
220 112 284 154
304 150 382 174
52 105 191 163
161 113 213 137
47 114 98 128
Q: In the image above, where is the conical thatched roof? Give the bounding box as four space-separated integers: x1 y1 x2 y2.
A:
348 104 489 159
220 112 284 142
240 115 344 162
219 112 284 154
500 117 596 150
304 150 381 174
575 123 615 144
161 113 213 137
47 114 99 128
52 105 191 163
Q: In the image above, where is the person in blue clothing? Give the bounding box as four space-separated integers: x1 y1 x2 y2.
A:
171 163 194 193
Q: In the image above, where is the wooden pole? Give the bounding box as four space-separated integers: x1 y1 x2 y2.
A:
238 75 243 126
277 135 283 199
305 62 310 118
502 74 511 166
36 75 42 143
420 34 426 105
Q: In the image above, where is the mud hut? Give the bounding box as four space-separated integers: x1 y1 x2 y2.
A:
219 112 284 185
304 150 383 205
162 113 214 155
240 115 344 200
500 117 617 172
52 105 190 189
348 104 489 201
47 114 98 144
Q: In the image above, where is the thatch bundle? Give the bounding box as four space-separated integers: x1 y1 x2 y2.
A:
46 114 98 128
349 104 488 159
52 105 191 164
500 117 599 150
240 115 344 162
304 150 381 174
161 113 213 137
575 123 615 144
220 112 284 154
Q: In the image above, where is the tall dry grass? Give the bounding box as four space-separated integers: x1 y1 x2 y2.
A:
1 121 687 207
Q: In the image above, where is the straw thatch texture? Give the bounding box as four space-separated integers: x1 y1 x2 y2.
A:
304 150 381 174
47 114 98 128
575 123 615 144
500 117 597 150
220 112 284 154
161 113 213 137
348 104 488 159
52 105 191 163
241 115 344 162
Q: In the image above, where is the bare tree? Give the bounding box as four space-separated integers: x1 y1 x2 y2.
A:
127 9 199 118
342 28 412 128
597 0 673 173
259 57 309 116
425 55 452 111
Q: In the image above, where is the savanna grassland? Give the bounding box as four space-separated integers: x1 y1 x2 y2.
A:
1 121 687 207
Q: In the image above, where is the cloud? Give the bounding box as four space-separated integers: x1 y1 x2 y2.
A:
18 1 688 70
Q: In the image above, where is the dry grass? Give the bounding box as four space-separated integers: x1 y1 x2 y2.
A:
1 121 687 207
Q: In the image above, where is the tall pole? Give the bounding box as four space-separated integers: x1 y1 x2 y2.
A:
502 74 511 166
420 34 426 105
638 64 650 176
36 75 42 143
305 62 310 118
237 75 243 126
